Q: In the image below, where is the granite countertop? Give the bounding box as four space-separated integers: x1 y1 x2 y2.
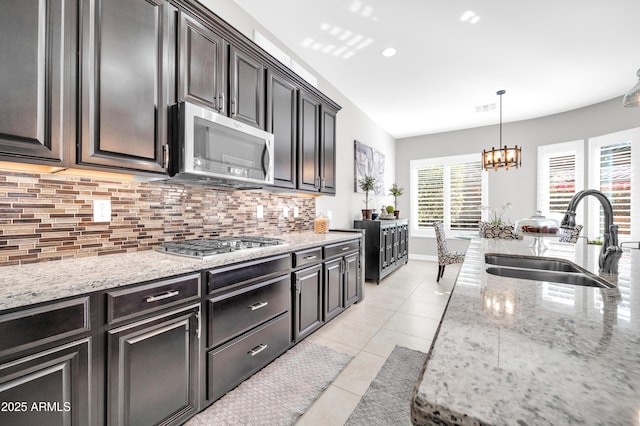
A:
0 231 361 312
411 237 640 425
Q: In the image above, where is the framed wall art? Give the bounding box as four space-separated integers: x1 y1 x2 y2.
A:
354 140 385 195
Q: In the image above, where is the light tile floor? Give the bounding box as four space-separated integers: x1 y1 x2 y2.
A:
295 259 460 425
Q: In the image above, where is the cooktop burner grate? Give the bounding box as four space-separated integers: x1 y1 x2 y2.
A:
159 236 285 258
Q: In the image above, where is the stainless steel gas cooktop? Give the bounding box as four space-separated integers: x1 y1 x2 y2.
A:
159 236 285 258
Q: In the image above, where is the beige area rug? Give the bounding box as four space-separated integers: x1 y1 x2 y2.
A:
185 340 353 425
345 345 427 426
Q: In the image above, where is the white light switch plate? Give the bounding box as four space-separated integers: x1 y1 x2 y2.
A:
93 199 111 222
293 206 299 218
256 205 264 219
283 207 289 217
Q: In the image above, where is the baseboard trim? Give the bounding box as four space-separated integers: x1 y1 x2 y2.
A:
408 253 437 262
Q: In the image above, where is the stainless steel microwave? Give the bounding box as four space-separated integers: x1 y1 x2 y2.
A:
170 101 274 188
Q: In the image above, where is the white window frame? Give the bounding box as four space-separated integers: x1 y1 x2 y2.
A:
537 140 585 224
410 153 488 238
588 128 639 242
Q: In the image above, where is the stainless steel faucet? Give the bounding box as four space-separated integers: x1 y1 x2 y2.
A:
561 189 623 274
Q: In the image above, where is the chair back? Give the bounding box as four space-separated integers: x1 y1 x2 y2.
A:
433 222 449 258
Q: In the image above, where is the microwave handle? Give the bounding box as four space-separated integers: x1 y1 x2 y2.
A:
218 92 225 114
262 141 273 180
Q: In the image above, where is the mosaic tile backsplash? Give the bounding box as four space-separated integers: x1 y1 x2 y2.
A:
0 171 315 266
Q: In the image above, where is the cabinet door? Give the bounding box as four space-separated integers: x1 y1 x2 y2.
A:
78 0 174 174
380 228 389 270
0 0 73 165
179 12 225 112
267 70 298 189
293 264 323 341
319 106 337 194
400 225 408 258
344 252 360 307
229 46 264 129
297 91 321 192
107 305 200 426
323 258 343 321
0 339 90 426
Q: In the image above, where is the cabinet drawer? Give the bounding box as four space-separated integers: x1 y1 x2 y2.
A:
208 275 290 348
106 274 200 324
293 247 323 268
208 254 290 294
207 313 290 401
324 239 359 259
0 297 90 357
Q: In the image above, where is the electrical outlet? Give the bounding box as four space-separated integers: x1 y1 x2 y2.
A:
256 205 264 219
93 199 111 222
283 207 289 218
293 206 299 218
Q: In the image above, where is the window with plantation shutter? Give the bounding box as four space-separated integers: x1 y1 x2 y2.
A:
416 165 444 227
539 130 638 242
449 162 483 230
537 141 584 224
411 154 487 235
589 128 638 241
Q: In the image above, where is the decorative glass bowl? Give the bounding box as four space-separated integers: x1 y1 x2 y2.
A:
514 211 559 252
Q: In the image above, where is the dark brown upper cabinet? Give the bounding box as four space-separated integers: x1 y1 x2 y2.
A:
266 70 298 189
229 47 265 129
0 0 75 166
298 90 337 194
298 90 321 192
77 0 175 174
320 105 338 194
178 12 226 113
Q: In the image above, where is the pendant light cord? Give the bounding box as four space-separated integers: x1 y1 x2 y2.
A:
497 89 505 150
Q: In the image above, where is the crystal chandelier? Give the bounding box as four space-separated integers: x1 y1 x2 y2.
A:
482 90 522 171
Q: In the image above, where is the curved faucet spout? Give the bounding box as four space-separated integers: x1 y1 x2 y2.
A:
561 189 622 274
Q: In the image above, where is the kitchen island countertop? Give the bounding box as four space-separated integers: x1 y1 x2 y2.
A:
411 237 640 425
0 231 361 312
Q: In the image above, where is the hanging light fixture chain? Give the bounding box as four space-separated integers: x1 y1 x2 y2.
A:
497 89 505 150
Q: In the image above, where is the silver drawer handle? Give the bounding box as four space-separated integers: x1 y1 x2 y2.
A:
146 290 179 303
249 301 268 311
248 344 268 357
303 255 317 260
342 247 350 251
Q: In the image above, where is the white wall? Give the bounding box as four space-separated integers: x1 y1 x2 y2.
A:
397 97 640 257
199 0 396 229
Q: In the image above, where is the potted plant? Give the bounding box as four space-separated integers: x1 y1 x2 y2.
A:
385 205 395 217
358 175 376 220
389 183 404 219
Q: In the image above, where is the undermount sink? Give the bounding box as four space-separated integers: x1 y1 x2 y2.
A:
484 254 582 273
484 254 614 288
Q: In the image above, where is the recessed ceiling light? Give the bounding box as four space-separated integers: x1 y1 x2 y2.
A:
460 11 474 22
381 47 397 57
461 10 480 24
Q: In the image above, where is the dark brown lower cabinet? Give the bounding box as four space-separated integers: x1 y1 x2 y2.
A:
323 258 343 321
0 339 90 426
106 304 200 426
293 264 323 341
344 252 360 307
207 313 290 402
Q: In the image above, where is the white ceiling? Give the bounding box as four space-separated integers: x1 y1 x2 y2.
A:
231 0 640 139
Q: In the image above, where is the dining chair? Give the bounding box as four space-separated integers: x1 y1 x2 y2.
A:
433 222 465 282
478 221 523 240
